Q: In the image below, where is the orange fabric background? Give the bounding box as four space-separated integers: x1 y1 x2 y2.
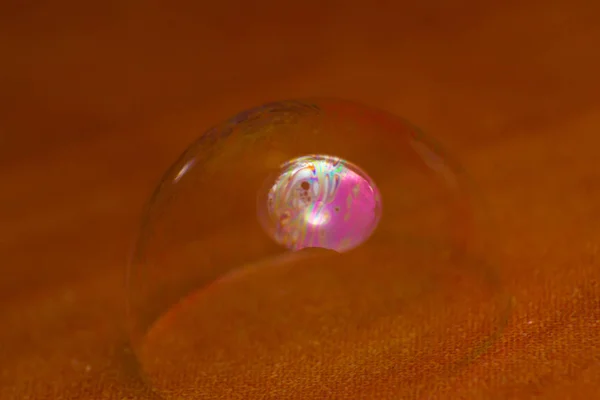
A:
1 0 599 398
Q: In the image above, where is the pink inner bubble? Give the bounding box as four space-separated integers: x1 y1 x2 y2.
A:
260 155 382 253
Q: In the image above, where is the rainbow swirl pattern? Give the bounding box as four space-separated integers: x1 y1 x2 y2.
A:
262 155 382 252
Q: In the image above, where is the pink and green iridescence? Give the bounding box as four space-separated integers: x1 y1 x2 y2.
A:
264 155 382 253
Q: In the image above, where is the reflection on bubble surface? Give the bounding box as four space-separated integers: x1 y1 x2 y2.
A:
258 155 382 253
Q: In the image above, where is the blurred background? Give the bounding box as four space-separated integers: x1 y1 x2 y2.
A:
1 0 599 398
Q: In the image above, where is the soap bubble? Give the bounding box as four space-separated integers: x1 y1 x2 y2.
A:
258 154 382 252
127 99 510 399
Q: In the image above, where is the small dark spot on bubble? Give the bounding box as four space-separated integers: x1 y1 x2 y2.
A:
334 206 340 212
301 181 310 190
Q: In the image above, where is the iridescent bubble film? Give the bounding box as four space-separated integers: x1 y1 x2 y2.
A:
259 155 382 253
127 98 510 400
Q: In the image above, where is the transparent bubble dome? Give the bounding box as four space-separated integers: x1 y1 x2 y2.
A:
127 99 510 399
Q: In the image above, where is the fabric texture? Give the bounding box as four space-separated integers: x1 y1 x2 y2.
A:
1 1 599 398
